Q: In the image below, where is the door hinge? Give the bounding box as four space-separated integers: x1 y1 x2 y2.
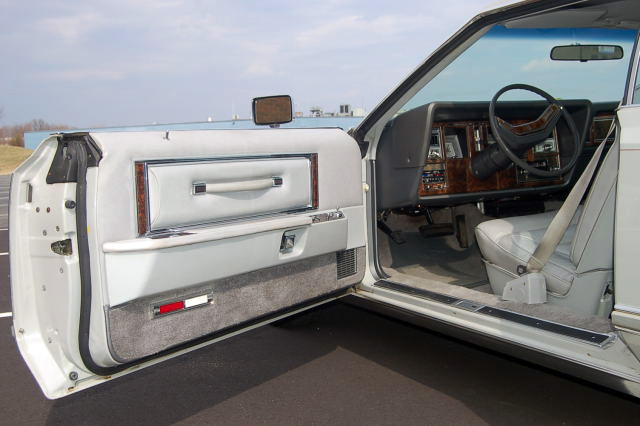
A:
51 239 73 256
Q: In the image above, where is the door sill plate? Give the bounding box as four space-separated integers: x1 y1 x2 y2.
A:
374 280 614 347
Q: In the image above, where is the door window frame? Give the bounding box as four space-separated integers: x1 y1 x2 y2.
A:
624 32 640 105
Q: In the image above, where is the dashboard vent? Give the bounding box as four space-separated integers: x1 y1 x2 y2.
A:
336 249 358 279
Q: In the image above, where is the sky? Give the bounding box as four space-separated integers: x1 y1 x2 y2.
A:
0 0 485 128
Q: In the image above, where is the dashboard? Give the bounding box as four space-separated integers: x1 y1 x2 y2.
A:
374 100 617 210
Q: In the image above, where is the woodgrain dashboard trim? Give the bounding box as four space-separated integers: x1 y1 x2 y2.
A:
419 120 562 197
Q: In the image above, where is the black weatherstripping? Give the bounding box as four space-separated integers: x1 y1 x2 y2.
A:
46 133 101 184
74 140 119 375
43 133 120 376
374 280 612 346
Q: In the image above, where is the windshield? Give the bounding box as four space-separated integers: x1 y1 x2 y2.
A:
403 26 637 111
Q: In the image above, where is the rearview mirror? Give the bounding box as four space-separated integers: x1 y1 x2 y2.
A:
550 44 623 62
252 95 293 126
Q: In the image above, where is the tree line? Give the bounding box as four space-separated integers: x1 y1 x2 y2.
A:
0 109 71 147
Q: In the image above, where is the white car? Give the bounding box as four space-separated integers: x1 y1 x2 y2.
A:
10 0 640 399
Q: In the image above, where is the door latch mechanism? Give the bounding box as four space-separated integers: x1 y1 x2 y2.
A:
51 239 73 256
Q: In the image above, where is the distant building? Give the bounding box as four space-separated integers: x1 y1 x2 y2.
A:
310 106 323 117
352 107 366 117
295 111 304 118
306 104 365 118
232 114 240 120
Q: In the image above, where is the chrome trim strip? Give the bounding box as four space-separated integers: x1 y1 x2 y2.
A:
614 304 640 315
311 210 344 223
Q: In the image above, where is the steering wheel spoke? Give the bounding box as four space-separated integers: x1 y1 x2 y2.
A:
497 103 562 137
471 83 582 179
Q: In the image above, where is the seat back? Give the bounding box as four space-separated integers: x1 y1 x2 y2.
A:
570 139 619 273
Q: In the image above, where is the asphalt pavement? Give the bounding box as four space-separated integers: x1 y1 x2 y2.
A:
0 174 639 425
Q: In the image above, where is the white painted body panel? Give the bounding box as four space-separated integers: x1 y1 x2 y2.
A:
10 137 86 398
612 106 640 355
614 106 640 312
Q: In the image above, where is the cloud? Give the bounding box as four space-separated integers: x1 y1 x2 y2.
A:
38 12 109 42
245 60 274 77
1 0 482 126
30 57 185 82
294 14 426 47
35 69 126 81
521 58 554 72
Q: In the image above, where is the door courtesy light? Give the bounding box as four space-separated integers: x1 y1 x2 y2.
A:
153 294 211 317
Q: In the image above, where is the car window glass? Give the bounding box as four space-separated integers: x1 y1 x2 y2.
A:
402 26 637 113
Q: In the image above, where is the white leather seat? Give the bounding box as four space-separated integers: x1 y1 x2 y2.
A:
475 140 618 316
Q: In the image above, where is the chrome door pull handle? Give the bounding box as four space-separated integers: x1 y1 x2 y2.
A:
193 177 282 195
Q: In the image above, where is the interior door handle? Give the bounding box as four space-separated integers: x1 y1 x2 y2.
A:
193 177 282 195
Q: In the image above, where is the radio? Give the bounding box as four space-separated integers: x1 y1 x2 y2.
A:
422 165 447 191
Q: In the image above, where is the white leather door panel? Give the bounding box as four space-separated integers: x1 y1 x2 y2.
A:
104 217 348 306
147 156 313 231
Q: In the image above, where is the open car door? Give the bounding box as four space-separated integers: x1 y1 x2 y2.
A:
9 129 366 398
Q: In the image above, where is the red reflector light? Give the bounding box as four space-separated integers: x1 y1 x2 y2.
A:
158 301 185 314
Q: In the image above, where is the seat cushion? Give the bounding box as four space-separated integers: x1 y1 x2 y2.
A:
475 209 582 296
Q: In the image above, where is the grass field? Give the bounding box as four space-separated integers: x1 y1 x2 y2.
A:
0 145 33 175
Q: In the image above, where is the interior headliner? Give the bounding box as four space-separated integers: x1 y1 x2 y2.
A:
506 0 640 29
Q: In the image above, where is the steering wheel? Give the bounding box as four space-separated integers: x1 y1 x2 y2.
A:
472 84 582 180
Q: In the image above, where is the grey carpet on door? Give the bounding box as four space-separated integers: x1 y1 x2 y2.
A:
107 247 366 363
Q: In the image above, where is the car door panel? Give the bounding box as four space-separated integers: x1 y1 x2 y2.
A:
10 128 365 398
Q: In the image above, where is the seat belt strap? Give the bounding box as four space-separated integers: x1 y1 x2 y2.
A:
526 120 617 273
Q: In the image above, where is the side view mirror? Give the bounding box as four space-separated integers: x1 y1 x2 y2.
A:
252 95 293 126
550 44 623 62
